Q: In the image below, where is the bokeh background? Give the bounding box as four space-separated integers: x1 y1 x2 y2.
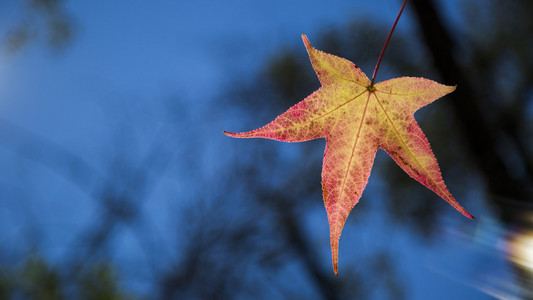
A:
0 0 532 299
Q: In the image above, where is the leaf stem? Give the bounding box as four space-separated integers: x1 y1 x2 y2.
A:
370 0 408 86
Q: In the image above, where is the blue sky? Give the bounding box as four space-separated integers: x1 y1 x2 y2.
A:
0 0 518 298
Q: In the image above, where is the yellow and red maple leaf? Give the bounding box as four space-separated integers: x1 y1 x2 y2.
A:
224 34 473 275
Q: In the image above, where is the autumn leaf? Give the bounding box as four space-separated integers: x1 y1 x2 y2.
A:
224 34 474 275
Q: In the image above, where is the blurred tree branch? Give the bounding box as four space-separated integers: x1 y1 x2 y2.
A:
3 0 74 53
410 0 533 297
410 0 533 221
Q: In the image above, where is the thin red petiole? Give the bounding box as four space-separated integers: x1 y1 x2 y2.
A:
370 0 408 86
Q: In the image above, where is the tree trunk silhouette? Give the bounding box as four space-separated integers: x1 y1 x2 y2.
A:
410 0 533 221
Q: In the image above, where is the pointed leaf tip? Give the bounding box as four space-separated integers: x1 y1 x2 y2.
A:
301 34 310 48
446 84 457 94
464 211 475 219
223 131 236 137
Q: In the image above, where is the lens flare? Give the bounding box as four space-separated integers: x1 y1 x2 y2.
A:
508 229 533 270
